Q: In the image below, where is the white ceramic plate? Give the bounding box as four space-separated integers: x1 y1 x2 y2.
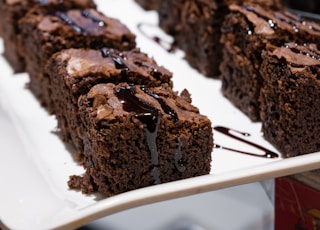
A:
1 0 320 229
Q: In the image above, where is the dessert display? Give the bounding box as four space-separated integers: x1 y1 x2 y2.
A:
0 0 96 73
19 7 136 112
260 43 320 157
46 47 173 156
69 83 213 196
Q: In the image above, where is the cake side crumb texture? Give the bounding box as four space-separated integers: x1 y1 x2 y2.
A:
260 42 320 157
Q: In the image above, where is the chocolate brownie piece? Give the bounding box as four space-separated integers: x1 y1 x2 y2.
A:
259 43 320 157
69 83 213 196
158 0 284 78
0 0 96 73
220 4 320 121
19 7 136 112
46 47 173 156
134 0 162 11
159 0 221 77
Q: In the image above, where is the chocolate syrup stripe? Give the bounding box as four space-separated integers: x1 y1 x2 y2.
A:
214 126 279 159
101 48 128 69
115 86 183 184
55 10 106 34
137 22 176 53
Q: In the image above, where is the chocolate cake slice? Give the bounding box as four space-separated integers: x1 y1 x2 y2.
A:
69 83 213 196
0 0 96 73
220 4 320 121
19 7 136 112
158 0 284 78
46 47 173 156
260 43 320 157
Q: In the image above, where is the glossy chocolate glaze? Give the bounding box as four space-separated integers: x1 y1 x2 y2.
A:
115 86 161 184
101 47 128 70
140 86 178 123
55 9 107 34
174 138 186 173
81 9 106 27
55 11 86 33
214 126 279 158
137 22 176 53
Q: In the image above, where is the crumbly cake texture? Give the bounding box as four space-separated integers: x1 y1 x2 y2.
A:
220 4 320 121
69 83 213 196
46 47 173 156
134 0 162 11
19 7 136 112
158 0 284 78
259 43 320 157
0 0 96 73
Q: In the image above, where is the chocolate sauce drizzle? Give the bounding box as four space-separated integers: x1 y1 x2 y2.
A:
115 86 161 184
55 12 86 33
56 10 107 34
174 138 186 173
137 23 176 53
101 48 128 70
140 86 183 172
140 86 178 123
214 126 279 159
81 10 106 27
135 61 158 73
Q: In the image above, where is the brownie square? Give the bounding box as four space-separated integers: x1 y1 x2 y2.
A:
46 47 173 155
220 4 320 121
19 7 136 112
260 43 320 157
69 83 213 196
158 0 284 78
0 0 96 73
159 0 221 78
